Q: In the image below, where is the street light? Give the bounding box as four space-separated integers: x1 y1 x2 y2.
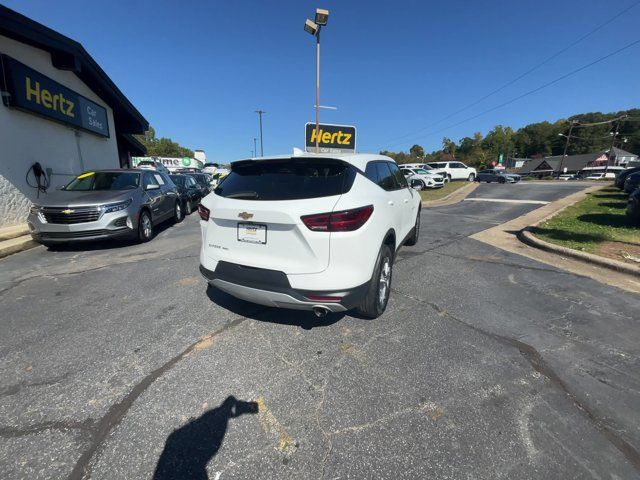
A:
304 8 330 153
557 121 579 179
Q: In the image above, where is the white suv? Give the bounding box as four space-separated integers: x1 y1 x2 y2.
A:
198 153 422 318
425 161 476 182
399 166 445 189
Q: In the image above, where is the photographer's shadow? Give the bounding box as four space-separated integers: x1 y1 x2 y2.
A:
153 396 258 480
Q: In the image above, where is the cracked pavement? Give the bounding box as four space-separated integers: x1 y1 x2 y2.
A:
0 182 639 479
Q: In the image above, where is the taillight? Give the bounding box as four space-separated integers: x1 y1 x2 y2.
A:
301 205 373 232
198 204 210 221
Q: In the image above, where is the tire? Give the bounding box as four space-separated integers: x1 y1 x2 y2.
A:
498 177 506 184
420 180 426 190
138 210 154 242
356 244 393 319
468 173 475 182
404 209 421 246
173 201 184 223
447 174 452 182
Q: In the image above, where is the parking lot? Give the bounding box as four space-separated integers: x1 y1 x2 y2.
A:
1 182 639 479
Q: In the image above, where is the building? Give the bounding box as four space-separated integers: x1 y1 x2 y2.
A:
131 156 204 172
0 5 148 228
516 148 638 177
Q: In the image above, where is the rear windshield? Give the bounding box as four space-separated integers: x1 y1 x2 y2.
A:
215 158 354 201
427 162 446 169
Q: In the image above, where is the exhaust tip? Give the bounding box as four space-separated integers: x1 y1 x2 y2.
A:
313 306 330 318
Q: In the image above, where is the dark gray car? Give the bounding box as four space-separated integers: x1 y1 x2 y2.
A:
27 170 182 245
476 169 521 184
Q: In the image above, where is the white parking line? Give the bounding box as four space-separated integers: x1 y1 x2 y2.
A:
465 198 550 205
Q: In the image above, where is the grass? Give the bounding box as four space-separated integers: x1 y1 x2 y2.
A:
419 181 470 202
532 187 639 252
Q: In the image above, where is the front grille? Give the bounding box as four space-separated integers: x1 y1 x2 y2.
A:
40 229 108 239
42 207 101 224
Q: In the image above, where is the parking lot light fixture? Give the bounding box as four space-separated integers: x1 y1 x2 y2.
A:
304 9 329 153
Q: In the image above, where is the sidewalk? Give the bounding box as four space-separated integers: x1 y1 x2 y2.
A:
471 185 640 294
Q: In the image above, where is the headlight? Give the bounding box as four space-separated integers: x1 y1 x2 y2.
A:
29 205 41 214
103 199 132 214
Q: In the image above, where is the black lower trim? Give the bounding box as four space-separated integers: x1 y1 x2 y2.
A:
199 262 369 310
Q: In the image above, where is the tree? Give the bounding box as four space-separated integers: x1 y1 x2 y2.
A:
134 126 194 157
409 144 425 158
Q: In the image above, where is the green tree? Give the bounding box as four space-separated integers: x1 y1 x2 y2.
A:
409 144 425 158
134 126 194 157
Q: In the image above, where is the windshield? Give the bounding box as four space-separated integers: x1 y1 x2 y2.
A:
427 163 446 169
414 169 430 174
64 172 140 191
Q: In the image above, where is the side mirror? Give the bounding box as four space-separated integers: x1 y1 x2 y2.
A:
410 179 423 190
145 184 160 191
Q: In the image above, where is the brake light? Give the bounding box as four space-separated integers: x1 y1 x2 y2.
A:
198 204 210 221
301 205 373 232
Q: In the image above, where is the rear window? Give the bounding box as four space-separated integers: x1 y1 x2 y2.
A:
215 158 355 200
427 162 446 169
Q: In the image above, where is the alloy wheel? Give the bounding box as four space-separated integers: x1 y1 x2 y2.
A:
378 257 392 309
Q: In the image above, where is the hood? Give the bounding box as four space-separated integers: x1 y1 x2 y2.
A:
34 189 136 208
506 173 521 178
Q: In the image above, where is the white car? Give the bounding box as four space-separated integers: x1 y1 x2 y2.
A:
198 153 422 318
399 166 445 189
425 161 477 182
586 172 615 180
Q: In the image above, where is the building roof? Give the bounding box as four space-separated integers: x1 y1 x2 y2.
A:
609 147 637 158
517 152 606 175
0 4 148 134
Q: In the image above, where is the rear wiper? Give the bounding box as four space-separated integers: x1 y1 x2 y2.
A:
226 191 259 199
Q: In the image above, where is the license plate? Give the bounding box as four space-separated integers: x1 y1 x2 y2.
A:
237 223 267 244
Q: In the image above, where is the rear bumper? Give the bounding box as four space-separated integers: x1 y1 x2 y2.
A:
200 262 368 313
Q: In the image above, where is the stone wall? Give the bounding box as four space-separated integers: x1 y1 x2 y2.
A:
0 175 31 227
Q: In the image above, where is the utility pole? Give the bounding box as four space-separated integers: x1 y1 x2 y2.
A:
315 28 321 153
557 121 577 179
253 137 257 158
255 110 265 156
604 116 625 176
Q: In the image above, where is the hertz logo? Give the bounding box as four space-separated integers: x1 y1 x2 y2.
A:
25 77 75 118
309 128 352 145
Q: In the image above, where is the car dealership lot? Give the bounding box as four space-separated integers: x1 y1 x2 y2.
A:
1 183 639 479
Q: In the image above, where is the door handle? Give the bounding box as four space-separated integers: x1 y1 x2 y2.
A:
388 200 394 206
404 199 409 203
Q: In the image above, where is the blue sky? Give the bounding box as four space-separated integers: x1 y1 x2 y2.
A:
4 0 640 161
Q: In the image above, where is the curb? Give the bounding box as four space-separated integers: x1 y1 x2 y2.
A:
518 228 640 277
0 223 29 241
0 235 38 260
421 182 478 208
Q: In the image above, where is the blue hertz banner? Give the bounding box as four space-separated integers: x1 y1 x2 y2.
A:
0 54 110 137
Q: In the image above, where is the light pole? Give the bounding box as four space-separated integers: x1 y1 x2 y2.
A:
253 137 257 158
604 116 627 176
557 121 578 179
255 110 265 156
304 9 329 153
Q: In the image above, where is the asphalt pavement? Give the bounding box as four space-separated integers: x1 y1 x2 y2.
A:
1 181 639 479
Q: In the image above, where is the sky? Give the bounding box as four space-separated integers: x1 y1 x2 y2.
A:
3 0 640 162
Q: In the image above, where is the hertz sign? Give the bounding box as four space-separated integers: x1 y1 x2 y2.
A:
0 54 109 137
305 123 356 153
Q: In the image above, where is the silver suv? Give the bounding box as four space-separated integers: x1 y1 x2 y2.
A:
28 170 182 246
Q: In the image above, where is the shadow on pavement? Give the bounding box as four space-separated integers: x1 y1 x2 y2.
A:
597 202 626 210
153 396 258 480
207 286 345 329
530 227 605 243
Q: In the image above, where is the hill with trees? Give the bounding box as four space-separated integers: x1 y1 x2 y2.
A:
381 108 640 168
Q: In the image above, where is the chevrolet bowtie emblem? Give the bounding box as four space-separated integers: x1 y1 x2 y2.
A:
238 212 253 220
62 209 75 214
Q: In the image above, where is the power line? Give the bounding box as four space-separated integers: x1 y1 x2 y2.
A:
378 38 640 150
372 0 640 151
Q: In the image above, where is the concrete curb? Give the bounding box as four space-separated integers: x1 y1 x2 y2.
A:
0 235 38 260
518 228 640 277
0 223 29 241
421 182 478 208
516 185 640 277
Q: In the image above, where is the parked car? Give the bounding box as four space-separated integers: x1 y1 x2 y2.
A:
476 169 521 184
425 161 477 182
28 170 182 246
135 160 170 174
558 174 579 181
586 172 616 180
199 154 421 319
626 188 640 225
169 174 204 214
191 173 215 193
623 171 640 194
615 166 640 189
399 166 445 189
